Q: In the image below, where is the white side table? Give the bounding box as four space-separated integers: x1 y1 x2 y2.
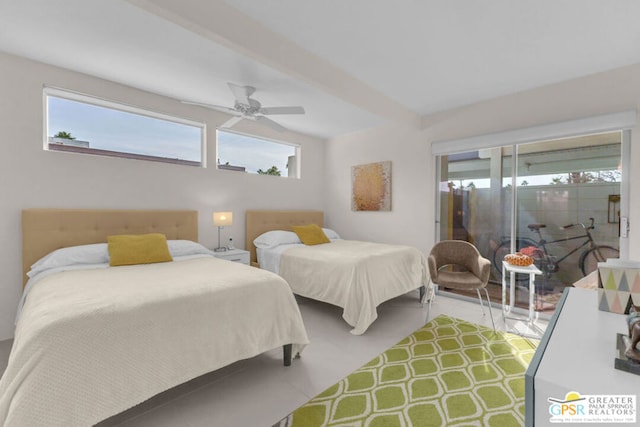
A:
212 248 250 265
502 261 543 324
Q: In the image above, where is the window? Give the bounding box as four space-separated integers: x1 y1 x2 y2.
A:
437 133 624 315
216 129 300 178
44 87 205 166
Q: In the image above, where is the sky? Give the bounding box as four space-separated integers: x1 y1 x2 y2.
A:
47 96 296 175
48 96 202 161
217 130 296 175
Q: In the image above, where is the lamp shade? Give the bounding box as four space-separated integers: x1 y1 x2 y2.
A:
213 211 233 227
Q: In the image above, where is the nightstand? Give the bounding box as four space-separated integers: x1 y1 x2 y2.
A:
212 248 250 265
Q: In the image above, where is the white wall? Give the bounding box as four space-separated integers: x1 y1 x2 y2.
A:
3 53 640 341
325 63 640 271
324 123 433 254
0 52 326 340
424 63 640 256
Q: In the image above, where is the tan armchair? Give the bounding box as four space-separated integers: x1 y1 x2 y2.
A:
425 240 495 331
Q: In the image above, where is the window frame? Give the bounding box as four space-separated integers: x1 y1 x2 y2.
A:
433 111 636 259
215 128 301 179
43 86 206 167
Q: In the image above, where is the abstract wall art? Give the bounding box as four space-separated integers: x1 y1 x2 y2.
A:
351 161 392 211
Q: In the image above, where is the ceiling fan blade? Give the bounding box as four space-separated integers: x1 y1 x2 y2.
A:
227 82 254 105
181 100 240 115
256 115 287 132
259 106 305 115
219 116 244 129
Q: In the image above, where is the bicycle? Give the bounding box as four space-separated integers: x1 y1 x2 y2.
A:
492 217 619 282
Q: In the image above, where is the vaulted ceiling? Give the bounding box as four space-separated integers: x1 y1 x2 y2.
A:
1 0 639 139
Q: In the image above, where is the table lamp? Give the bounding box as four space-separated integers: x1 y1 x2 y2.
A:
213 211 232 252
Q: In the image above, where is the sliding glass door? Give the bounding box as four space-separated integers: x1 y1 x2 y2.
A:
438 147 511 267
437 132 621 313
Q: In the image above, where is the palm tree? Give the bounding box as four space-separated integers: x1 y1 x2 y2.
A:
257 166 281 176
550 177 564 185
53 131 75 140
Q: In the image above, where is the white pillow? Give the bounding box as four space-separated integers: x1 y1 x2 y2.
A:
254 230 301 249
28 240 213 278
167 240 214 257
29 243 109 277
323 228 341 240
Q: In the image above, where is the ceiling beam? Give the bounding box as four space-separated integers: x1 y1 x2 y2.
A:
126 0 420 128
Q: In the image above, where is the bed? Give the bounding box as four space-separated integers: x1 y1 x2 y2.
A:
246 210 427 335
0 209 309 427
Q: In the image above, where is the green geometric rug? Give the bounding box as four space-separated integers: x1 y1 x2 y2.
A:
275 315 538 427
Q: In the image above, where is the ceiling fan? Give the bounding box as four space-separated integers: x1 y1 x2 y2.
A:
182 82 305 132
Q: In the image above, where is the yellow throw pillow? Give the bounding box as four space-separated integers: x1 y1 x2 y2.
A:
291 224 330 245
108 233 173 266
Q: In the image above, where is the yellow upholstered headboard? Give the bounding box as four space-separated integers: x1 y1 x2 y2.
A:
21 209 198 287
245 210 324 266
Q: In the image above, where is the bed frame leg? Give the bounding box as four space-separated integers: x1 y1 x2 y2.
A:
283 344 292 366
419 285 426 304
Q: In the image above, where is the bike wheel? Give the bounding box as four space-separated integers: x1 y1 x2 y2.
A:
492 238 538 282
579 245 620 276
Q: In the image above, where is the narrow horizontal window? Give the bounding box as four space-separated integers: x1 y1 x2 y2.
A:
44 88 205 166
216 129 300 178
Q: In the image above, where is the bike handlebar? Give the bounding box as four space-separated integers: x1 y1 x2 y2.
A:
561 217 595 230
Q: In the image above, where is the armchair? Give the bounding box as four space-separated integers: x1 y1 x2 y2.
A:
425 240 496 331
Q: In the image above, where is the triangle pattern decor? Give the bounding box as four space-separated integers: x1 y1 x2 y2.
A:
604 271 618 290
632 274 640 294
619 272 630 292
598 266 640 313
274 316 538 427
612 268 625 289
599 291 613 311
598 289 631 314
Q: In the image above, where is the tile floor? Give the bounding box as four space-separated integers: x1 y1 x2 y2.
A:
0 291 547 427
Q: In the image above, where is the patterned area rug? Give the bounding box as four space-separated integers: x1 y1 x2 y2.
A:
274 315 538 427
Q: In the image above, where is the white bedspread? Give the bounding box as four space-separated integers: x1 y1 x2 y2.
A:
278 240 427 335
0 258 309 427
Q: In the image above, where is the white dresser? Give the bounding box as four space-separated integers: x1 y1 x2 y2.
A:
525 288 638 426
